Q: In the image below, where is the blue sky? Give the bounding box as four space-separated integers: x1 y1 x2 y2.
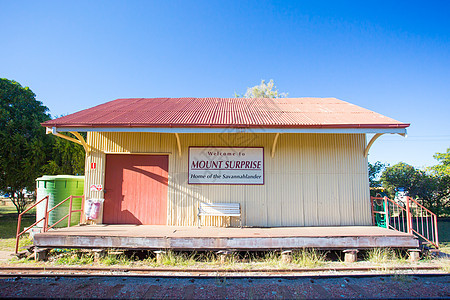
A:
1 0 449 168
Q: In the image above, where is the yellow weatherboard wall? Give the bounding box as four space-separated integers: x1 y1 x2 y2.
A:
84 132 370 227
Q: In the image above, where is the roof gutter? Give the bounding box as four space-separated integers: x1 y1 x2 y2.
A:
47 126 407 135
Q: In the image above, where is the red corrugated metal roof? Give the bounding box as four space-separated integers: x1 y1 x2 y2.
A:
42 98 409 129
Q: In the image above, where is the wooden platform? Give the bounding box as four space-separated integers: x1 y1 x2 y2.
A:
33 225 419 251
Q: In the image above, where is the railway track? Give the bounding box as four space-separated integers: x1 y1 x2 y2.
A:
0 264 446 277
0 271 448 299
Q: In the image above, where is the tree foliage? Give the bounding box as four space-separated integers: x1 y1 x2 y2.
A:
42 132 85 176
415 174 450 217
0 78 52 214
0 79 86 214
380 162 450 216
429 148 450 176
235 79 288 98
368 161 386 187
380 163 423 198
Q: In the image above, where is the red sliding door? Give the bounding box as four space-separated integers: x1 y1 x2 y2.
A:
103 154 168 225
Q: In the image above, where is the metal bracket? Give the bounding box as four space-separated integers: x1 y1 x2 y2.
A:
46 127 90 153
364 133 384 157
364 132 407 157
174 133 182 157
271 133 281 158
70 131 91 153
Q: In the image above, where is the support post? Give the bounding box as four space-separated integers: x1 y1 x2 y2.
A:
217 250 232 264
92 249 107 262
68 196 73 228
343 249 359 263
408 249 421 262
43 196 49 232
384 197 389 229
371 197 375 226
154 250 166 263
406 197 412 234
80 195 85 224
433 214 439 247
15 215 22 254
34 248 49 261
281 250 292 264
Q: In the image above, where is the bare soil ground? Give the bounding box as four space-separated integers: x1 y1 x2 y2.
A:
0 251 12 262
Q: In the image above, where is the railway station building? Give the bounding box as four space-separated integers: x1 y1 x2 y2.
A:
42 97 408 229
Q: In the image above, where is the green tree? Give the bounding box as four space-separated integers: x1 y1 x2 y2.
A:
380 162 423 199
235 79 288 98
42 134 85 175
429 148 450 176
381 162 450 216
368 161 386 187
0 78 52 214
414 174 450 216
425 148 450 215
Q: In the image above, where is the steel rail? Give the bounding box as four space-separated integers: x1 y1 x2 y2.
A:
0 265 444 277
0 271 447 281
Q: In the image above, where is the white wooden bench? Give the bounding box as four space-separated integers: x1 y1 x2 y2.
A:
198 203 242 228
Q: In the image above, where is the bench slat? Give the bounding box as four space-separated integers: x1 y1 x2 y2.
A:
198 202 242 227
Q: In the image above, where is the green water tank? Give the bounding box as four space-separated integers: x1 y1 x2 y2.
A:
36 175 84 228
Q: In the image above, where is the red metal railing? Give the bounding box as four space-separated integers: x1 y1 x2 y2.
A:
15 196 49 253
371 196 439 248
45 195 84 230
15 195 85 254
408 197 439 248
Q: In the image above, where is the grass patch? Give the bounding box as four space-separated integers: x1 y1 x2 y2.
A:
0 206 36 238
292 249 328 267
100 251 133 266
53 250 95 265
261 251 283 267
0 205 18 214
101 254 128 266
364 248 408 264
154 250 197 267
6 247 449 270
140 249 328 269
48 249 137 266
0 206 36 252
142 251 223 267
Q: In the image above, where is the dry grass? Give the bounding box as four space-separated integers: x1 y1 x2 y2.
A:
364 248 410 265
292 249 328 267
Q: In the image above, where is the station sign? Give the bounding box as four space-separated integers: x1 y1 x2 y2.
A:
188 147 264 185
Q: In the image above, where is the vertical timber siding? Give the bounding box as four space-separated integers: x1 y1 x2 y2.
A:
85 132 370 227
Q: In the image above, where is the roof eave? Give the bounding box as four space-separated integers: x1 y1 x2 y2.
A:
44 125 408 135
